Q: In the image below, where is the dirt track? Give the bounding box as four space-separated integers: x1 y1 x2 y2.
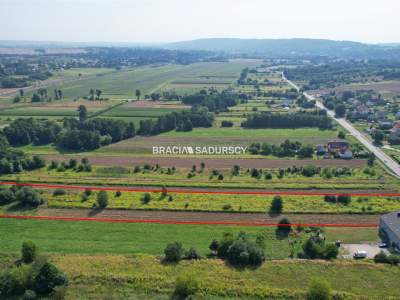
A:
43 154 367 169
36 208 380 225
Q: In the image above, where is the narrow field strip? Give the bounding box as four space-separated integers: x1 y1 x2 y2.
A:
0 181 399 197
0 214 378 227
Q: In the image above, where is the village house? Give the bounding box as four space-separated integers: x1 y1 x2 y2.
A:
327 139 349 152
380 211 400 252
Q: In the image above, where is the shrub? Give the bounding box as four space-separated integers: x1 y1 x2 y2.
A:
22 289 37 300
209 239 219 254
96 191 108 208
185 248 201 260
141 193 151 204
221 120 234 127
270 195 283 214
33 262 68 295
308 278 331 300
324 195 337 203
52 189 66 196
276 217 291 237
265 172 272 180
115 191 122 197
173 273 199 299
226 239 265 266
164 242 184 263
16 187 41 207
0 188 16 205
83 189 92 196
21 241 36 263
337 195 351 205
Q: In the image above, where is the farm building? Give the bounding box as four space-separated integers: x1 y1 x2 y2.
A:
379 211 400 252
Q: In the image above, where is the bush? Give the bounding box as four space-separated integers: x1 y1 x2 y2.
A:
324 195 337 203
0 188 16 205
141 193 151 204
16 187 42 207
185 248 201 260
270 195 283 214
226 239 265 266
33 262 68 295
308 278 331 300
52 189 66 196
115 191 122 197
96 191 108 208
276 217 291 237
22 290 37 300
173 273 199 300
337 195 351 205
221 120 234 127
164 242 184 263
21 241 36 263
83 189 92 196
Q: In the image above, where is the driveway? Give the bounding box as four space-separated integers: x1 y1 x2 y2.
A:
341 243 388 259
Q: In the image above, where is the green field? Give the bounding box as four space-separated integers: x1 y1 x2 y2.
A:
0 218 377 257
19 61 261 102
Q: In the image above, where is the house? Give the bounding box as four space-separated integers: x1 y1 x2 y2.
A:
338 149 353 159
378 120 393 130
395 111 400 120
379 211 400 252
327 139 349 152
349 105 371 120
373 111 388 121
390 122 400 134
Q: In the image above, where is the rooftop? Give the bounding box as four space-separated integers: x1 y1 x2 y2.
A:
381 211 400 238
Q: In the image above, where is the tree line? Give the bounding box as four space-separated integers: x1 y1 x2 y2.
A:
181 90 241 113
241 111 332 130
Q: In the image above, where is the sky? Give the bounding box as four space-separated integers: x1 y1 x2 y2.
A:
0 0 399 44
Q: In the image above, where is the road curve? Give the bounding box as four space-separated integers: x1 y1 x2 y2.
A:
283 73 400 178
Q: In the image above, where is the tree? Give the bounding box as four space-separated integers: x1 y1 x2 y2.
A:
33 262 68 295
96 191 108 208
185 248 201 260
270 195 283 214
21 241 36 263
337 194 351 205
276 217 291 237
95 89 102 100
16 187 41 207
78 105 87 123
173 272 199 299
141 193 151 204
373 130 385 145
209 239 219 254
308 278 331 300
335 104 346 117
164 241 184 263
367 152 376 166
135 89 141 101
298 144 314 158
338 131 345 139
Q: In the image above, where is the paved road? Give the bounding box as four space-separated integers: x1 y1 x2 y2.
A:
283 73 400 178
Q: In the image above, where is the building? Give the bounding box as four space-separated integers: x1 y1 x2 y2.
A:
380 211 400 252
327 139 349 152
338 149 353 159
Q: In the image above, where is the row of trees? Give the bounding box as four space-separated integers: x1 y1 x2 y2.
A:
181 90 241 113
241 111 332 130
248 139 314 158
137 105 214 135
0 134 45 175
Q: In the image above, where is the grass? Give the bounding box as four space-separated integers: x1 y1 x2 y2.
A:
161 127 337 139
19 61 260 101
0 218 299 258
